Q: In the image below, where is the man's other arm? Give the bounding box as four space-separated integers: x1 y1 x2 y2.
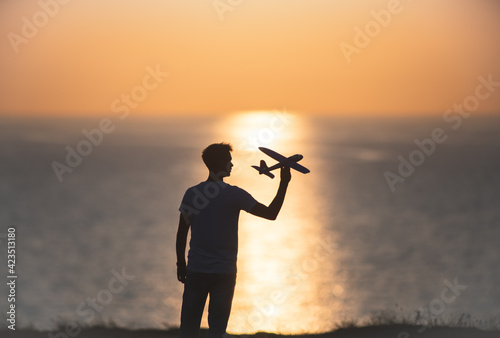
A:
249 166 291 221
176 213 190 283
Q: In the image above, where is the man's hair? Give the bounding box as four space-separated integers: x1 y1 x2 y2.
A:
202 143 233 171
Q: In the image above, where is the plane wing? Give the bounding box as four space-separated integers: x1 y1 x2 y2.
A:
258 147 287 162
289 161 310 174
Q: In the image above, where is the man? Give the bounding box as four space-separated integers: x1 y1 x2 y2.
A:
176 142 291 338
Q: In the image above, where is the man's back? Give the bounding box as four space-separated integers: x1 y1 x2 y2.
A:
180 181 256 274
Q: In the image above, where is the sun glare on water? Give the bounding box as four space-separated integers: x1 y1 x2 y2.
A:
207 111 345 334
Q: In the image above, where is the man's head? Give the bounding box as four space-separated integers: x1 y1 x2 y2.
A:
202 143 233 178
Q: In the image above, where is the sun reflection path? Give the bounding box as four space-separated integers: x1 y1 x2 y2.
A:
211 111 347 334
214 110 312 181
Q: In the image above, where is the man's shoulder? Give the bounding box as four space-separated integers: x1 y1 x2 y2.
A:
182 181 231 199
224 183 250 194
183 181 250 196
185 182 205 191
181 183 204 202
185 181 228 190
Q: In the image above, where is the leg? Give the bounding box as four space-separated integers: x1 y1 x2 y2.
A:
180 271 209 338
207 273 236 338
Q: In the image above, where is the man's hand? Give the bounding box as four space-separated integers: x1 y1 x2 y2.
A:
280 166 291 183
177 262 187 283
249 166 291 220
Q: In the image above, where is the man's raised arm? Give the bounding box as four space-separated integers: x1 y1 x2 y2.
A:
249 166 291 220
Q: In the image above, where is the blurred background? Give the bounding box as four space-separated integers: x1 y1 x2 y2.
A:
0 0 499 334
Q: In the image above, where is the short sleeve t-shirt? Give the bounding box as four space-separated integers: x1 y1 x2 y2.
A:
179 181 257 274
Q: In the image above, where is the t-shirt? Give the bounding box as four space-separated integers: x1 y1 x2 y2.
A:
179 181 257 274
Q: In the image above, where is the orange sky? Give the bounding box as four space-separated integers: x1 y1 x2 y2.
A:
1 0 499 117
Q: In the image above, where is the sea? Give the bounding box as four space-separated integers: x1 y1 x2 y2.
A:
0 112 499 334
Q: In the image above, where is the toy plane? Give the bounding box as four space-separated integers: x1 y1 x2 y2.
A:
252 147 310 179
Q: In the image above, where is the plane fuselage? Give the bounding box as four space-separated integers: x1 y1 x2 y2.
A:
267 154 303 171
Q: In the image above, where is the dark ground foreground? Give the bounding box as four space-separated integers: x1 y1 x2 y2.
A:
1 325 500 338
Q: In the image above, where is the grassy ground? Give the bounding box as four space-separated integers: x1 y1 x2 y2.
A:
2 312 499 338
1 325 500 338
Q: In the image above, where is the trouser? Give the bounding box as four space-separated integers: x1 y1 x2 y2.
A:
180 270 237 338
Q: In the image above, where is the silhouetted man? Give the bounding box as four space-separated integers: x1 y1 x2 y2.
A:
176 142 291 338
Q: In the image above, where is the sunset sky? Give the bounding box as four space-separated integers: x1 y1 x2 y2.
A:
1 0 499 117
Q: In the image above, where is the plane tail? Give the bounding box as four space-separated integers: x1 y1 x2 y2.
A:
260 160 268 171
252 160 275 178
